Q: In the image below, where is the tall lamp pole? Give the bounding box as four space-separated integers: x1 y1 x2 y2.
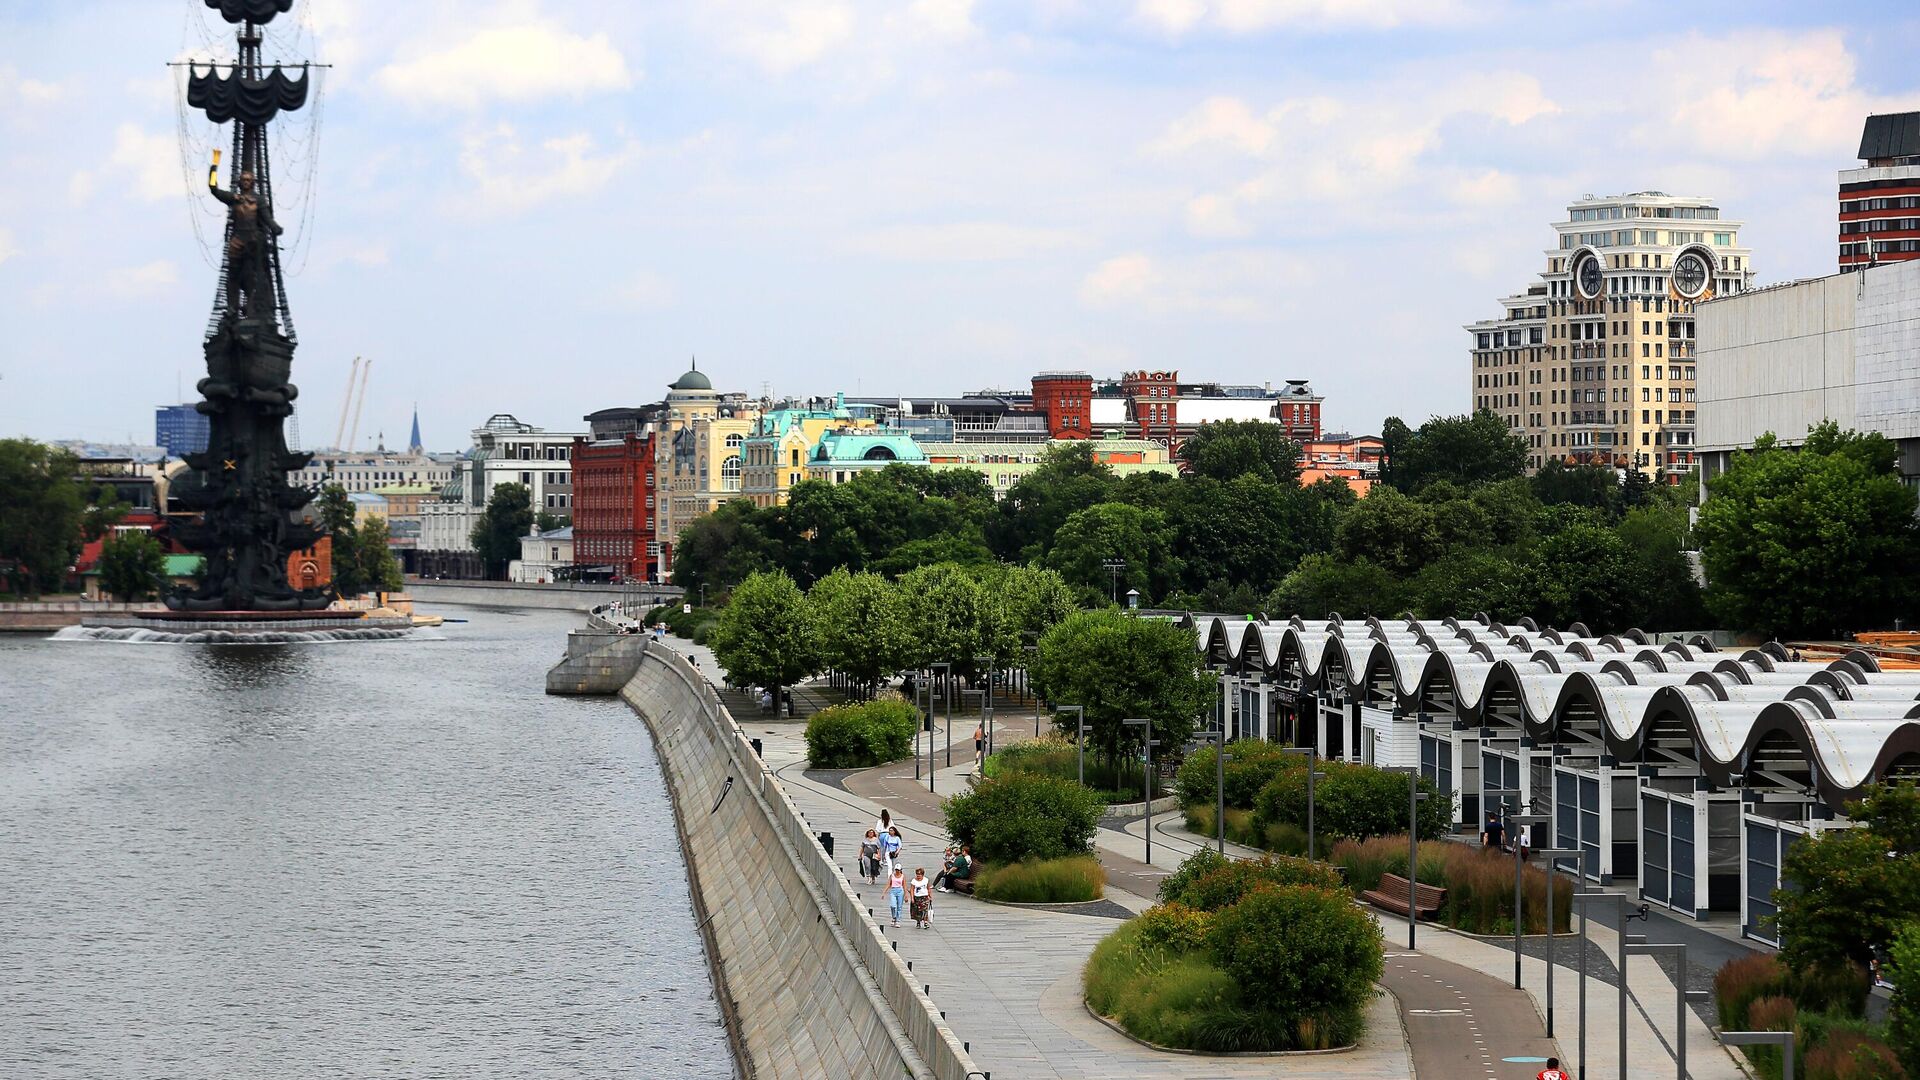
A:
1385 766 1429 949
1100 558 1126 605
1626 939 1710 1080
1507 812 1550 989
1572 890 1633 1080
1194 729 1230 854
1281 745 1324 859
930 662 952 766
1122 717 1155 866
1056 706 1086 785
1533 847 1582 1037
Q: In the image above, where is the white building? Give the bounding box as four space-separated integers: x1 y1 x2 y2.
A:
1696 256 1920 486
470 414 585 513
510 526 573 583
294 450 457 494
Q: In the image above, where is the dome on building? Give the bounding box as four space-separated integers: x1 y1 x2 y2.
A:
669 359 713 392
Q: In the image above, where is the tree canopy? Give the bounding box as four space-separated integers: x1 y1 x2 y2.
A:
1696 422 1920 638
471 482 535 578
1381 409 1528 494
98 531 168 602
1031 609 1215 765
1175 419 1301 485
707 571 819 696
0 439 90 596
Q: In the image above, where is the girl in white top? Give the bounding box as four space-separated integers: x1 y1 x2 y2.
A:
909 867 933 929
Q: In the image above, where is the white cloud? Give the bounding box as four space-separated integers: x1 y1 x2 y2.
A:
454 124 639 214
0 227 18 266
1078 250 1302 317
103 261 181 298
108 124 189 202
731 3 856 74
850 221 1084 261
376 20 634 108
1642 30 1920 161
907 0 977 38
1448 169 1519 207
1137 0 1474 34
1150 95 1275 157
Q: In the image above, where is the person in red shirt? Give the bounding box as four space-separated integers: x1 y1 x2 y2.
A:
1537 1057 1570 1080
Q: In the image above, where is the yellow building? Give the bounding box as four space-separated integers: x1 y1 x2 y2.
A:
739 394 886 507
655 362 759 574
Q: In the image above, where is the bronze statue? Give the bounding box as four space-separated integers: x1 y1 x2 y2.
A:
209 165 282 321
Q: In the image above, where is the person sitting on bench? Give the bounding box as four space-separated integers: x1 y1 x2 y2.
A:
934 844 974 894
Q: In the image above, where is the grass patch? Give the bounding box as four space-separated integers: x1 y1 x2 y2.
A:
973 854 1105 903
982 736 1166 803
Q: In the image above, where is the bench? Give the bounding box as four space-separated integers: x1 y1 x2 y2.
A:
1361 873 1447 920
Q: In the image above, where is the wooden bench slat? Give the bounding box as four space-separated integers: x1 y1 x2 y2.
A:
1363 873 1447 919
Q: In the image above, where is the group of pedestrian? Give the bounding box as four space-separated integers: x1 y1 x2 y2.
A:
856 809 946 929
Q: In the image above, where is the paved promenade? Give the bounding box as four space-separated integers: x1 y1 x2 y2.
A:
653 638 1751 1080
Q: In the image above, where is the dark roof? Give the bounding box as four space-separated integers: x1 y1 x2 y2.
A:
1859 112 1920 160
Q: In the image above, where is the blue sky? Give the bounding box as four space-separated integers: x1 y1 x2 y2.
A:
4 0 1919 448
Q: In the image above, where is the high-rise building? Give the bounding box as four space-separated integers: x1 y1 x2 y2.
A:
154 403 209 457
1469 191 1753 479
654 362 760 576
1840 112 1920 272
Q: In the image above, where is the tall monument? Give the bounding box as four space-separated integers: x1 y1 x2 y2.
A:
166 0 329 611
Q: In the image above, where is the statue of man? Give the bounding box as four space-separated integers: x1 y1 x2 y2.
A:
209 169 283 322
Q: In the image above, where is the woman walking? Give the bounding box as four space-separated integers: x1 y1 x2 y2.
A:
882 825 903 878
909 867 933 929
858 829 881 884
886 866 906 927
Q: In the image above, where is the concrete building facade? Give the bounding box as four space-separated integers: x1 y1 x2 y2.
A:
1696 256 1920 486
1471 191 1754 480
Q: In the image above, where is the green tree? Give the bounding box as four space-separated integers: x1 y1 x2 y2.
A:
1175 419 1302 485
1030 609 1214 767
0 439 88 597
999 564 1080 641
1888 920 1920 1077
1267 554 1407 618
1407 549 1522 619
471 482 536 580
1161 475 1312 599
351 516 405 597
1775 785 1920 972
316 484 355 536
897 562 1004 675
1336 487 1440 577
1510 523 1643 631
1045 501 1179 604
535 510 568 533
989 442 1117 563
1530 460 1619 512
808 568 909 697
98 531 168 602
1386 410 1528 494
707 571 819 705
670 498 784 597
1696 423 1920 637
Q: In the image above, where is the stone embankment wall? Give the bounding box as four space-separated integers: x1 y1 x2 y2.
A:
621 647 980 1080
406 578 681 612
0 602 158 632
545 630 649 694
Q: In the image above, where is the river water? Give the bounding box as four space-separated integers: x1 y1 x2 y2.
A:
0 606 731 1079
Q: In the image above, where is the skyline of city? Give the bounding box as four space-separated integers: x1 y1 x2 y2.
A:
5 2 1920 445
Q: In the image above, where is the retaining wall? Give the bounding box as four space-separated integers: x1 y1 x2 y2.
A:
546 631 649 694
406 578 681 612
621 648 980 1080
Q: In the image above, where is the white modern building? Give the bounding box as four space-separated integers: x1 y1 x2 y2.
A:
1192 613 1920 943
294 450 457 494
509 526 573 583
1696 256 1920 486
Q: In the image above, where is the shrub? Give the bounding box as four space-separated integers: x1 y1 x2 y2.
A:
1181 804 1267 849
1134 902 1213 953
1175 855 1346 913
943 774 1102 865
1792 961 1873 1020
1157 848 1230 904
1204 885 1383 1047
974 854 1105 903
1083 922 1244 1050
803 700 919 768
1889 921 1920 1078
1174 739 1302 810
1804 1029 1910 1080
1252 760 1451 842
1331 837 1571 934
1738 995 1798 1077
1715 953 1789 1030
987 736 1163 802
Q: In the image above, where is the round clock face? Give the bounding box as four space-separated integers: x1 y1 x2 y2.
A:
1576 255 1603 299
1673 252 1709 298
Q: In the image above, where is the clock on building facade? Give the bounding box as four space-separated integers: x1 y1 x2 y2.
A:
1672 250 1710 299
1575 253 1604 299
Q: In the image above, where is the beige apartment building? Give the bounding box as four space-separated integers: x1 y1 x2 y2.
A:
1470 191 1754 479
654 362 758 575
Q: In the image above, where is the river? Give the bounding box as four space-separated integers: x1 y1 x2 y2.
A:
0 606 730 1079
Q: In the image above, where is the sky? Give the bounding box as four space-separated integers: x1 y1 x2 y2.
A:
3 0 1919 450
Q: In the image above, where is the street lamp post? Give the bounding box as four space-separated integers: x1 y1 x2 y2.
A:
1100 558 1126 605
1056 705 1085 785
1121 718 1156 866
1507 812 1549 989
1572 890 1633 1080
1721 1032 1796 1080
1194 729 1230 854
1385 767 1429 949
930 662 952 766
1625 938 1710 1080
1281 745 1325 859
1533 847 1582 1037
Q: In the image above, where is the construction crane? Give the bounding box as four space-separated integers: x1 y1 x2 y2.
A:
332 356 361 450
346 358 373 451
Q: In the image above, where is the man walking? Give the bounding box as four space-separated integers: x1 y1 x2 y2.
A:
1536 1056 1570 1080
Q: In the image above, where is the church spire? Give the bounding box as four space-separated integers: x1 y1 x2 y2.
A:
409 404 422 454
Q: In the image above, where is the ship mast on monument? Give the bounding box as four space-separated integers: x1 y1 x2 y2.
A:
167 0 329 611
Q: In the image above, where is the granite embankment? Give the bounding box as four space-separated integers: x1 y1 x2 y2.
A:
406 578 680 612
618 644 981 1080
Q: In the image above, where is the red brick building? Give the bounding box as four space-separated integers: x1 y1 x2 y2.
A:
571 421 660 582
1121 370 1180 446
1840 111 1920 271
1030 372 1094 438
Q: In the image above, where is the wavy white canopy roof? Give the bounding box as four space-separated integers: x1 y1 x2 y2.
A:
1188 614 1920 810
